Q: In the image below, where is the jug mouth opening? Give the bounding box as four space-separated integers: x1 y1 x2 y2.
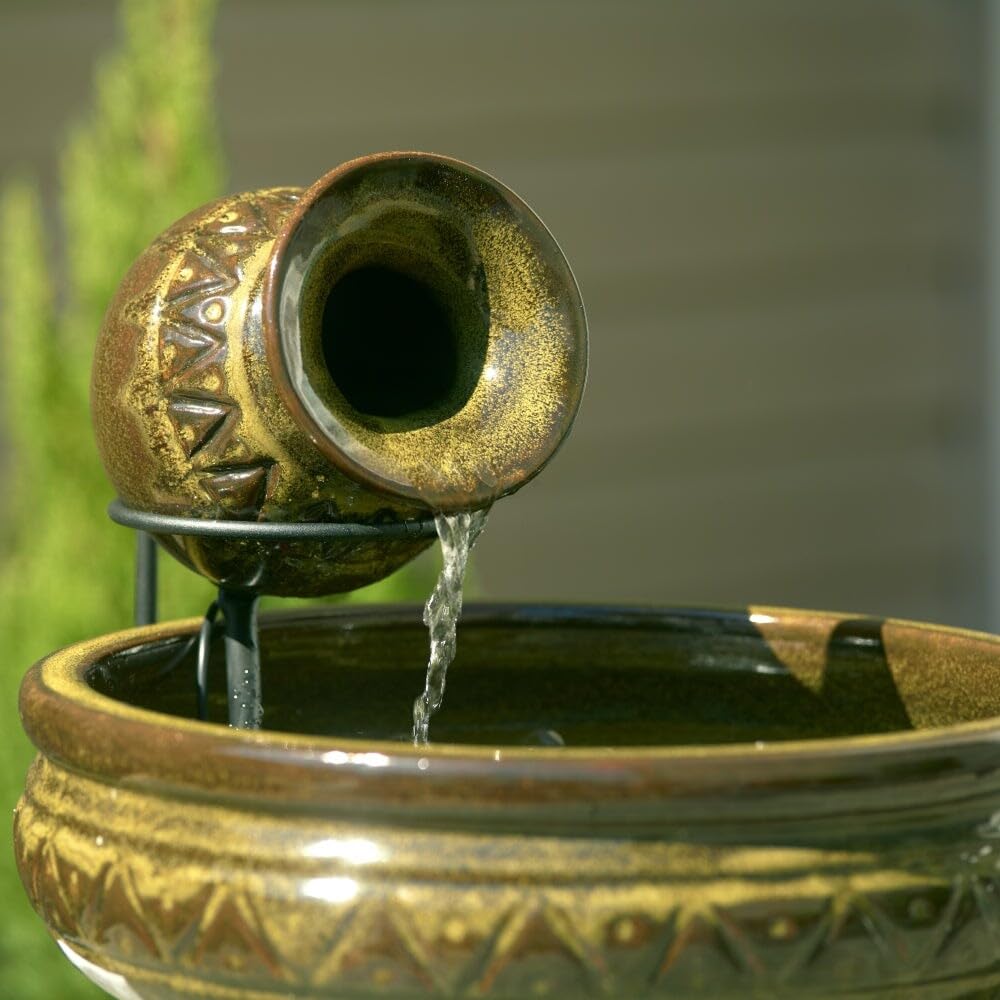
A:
319 263 475 424
304 196 492 433
263 151 588 512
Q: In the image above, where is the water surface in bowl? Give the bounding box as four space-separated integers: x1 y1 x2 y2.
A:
86 606 1000 747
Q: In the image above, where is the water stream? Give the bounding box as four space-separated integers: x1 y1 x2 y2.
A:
412 509 489 745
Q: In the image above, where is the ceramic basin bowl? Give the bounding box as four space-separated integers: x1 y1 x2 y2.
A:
14 604 1000 999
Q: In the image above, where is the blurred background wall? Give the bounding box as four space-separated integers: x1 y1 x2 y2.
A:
0 0 988 628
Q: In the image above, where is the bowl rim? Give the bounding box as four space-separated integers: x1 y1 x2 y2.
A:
20 603 1000 836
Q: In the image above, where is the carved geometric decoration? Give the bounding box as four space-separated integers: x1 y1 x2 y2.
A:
204 200 269 238
164 250 235 305
599 911 667 996
141 882 216 961
190 888 282 979
17 824 1000 1000
166 395 233 459
802 894 910 991
860 882 956 977
710 897 835 986
56 852 108 942
971 876 1000 940
33 839 83 939
92 864 159 960
409 910 498 997
149 190 308 512
159 323 225 385
255 188 301 234
471 904 605 997
173 295 229 332
199 463 273 516
310 899 438 993
653 909 748 994
193 202 271 274
931 879 998 977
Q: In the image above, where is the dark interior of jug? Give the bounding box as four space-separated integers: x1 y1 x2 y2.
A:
85 606 1000 747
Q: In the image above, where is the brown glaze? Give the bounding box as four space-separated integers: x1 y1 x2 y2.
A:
91 153 587 596
16 605 1000 997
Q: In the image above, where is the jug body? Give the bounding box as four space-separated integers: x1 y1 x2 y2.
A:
92 153 588 595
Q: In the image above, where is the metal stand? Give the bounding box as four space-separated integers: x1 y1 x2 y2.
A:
218 588 262 729
134 532 158 626
109 499 437 731
195 601 219 722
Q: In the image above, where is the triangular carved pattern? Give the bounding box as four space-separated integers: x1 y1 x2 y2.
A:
92 864 160 960
18 832 1000 998
164 249 236 304
32 839 87 941
155 190 300 517
650 908 751 994
197 461 276 517
189 887 285 981
159 322 227 387
166 395 234 460
467 902 608 997
309 898 440 992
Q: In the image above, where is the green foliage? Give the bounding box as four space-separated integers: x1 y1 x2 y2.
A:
0 1 432 996
0 2 223 993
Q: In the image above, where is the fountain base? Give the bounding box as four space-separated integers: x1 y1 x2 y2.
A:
15 605 1000 998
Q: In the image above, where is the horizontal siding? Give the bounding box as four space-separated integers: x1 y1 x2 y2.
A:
488 444 977 605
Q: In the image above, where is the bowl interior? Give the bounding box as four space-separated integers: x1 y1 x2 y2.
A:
84 605 1000 748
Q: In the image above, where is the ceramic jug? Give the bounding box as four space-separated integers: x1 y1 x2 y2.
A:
92 152 587 595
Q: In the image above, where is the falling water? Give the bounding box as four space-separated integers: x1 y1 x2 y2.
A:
412 509 489 746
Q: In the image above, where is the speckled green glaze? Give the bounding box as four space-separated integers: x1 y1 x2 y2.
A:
15 605 1000 998
91 153 587 596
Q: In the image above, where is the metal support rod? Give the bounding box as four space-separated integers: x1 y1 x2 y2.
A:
217 587 262 730
196 602 220 722
134 531 158 626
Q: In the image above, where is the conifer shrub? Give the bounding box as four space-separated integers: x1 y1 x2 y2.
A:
0 3 431 994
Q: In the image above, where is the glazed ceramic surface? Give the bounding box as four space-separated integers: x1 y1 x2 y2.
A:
15 605 1000 998
91 153 587 595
